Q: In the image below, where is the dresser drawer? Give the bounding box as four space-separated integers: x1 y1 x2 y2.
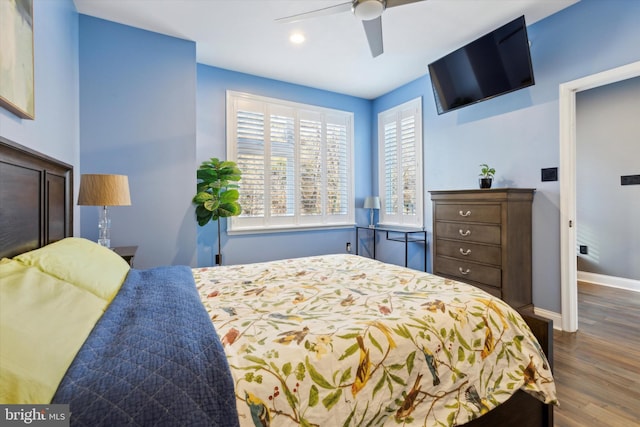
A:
434 204 501 223
434 256 501 288
435 222 501 245
435 239 501 266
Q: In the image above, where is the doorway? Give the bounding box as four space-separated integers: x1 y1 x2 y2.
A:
559 60 640 332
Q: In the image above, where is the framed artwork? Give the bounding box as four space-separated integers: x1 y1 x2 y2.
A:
0 0 35 119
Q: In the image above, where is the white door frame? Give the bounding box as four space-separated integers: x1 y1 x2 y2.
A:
559 60 640 332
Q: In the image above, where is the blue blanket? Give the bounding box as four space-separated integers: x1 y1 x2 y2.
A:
52 266 239 427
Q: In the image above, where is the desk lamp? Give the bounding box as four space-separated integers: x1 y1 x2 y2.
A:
364 196 380 228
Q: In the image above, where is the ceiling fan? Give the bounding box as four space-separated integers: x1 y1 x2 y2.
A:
276 0 425 58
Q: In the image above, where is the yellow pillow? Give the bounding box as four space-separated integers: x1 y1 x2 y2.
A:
14 237 130 302
0 258 107 404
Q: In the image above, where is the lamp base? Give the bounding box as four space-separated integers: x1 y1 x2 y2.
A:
98 206 111 248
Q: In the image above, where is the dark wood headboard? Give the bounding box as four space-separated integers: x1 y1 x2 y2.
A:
0 136 73 258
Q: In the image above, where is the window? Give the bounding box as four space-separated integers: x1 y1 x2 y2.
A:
227 91 354 233
378 97 423 228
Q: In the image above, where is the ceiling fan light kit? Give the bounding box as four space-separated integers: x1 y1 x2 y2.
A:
277 0 423 57
353 0 386 21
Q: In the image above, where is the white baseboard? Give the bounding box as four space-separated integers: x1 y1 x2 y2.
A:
533 307 563 331
577 271 640 293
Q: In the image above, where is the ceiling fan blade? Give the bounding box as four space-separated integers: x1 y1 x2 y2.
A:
276 1 352 24
386 0 425 9
362 17 383 57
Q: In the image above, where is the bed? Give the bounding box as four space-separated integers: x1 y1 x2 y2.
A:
0 137 556 426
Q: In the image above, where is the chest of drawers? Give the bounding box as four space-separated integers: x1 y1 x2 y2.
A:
429 189 534 309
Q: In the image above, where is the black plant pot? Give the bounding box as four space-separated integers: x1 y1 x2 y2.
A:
479 178 493 189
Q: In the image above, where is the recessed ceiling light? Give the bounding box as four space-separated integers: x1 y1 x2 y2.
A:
290 32 305 44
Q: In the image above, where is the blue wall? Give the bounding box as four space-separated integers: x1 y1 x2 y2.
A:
371 76 432 271
4 0 639 315
372 0 640 312
0 0 80 233
78 15 197 268
196 65 372 266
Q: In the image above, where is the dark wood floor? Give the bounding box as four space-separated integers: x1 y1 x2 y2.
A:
553 282 640 426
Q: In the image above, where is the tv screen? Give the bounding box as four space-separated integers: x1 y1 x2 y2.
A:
428 16 534 114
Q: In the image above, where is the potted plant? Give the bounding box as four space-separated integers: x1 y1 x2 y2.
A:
479 163 495 189
193 158 242 265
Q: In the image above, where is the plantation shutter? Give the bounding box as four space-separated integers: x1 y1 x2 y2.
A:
384 121 398 216
378 97 423 228
401 115 417 216
227 91 354 232
299 116 322 216
270 111 295 217
326 121 349 215
236 107 265 218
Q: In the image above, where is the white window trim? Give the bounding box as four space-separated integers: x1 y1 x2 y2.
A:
377 97 424 228
226 91 355 234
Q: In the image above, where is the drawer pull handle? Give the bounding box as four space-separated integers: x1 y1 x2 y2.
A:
459 248 471 256
459 267 471 275
459 229 471 237
459 210 472 217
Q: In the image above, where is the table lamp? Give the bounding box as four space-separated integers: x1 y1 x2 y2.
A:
78 174 131 248
364 196 380 228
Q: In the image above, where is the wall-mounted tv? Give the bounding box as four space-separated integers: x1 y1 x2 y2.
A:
428 16 534 115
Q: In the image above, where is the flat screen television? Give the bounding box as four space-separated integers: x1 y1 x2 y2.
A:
428 16 534 115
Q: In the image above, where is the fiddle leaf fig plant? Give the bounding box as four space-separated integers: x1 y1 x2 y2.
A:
193 158 242 264
193 158 242 225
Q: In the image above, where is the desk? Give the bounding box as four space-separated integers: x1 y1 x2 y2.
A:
355 226 427 271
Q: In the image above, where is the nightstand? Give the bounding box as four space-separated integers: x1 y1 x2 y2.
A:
113 246 138 267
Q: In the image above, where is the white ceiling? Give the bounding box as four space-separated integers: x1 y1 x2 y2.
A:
72 0 579 99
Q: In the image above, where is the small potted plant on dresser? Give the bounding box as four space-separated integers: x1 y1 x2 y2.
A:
479 163 495 189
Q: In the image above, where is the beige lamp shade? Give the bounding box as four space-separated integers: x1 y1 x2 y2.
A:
78 174 131 206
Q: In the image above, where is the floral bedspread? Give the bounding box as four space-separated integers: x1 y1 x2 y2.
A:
194 254 557 427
